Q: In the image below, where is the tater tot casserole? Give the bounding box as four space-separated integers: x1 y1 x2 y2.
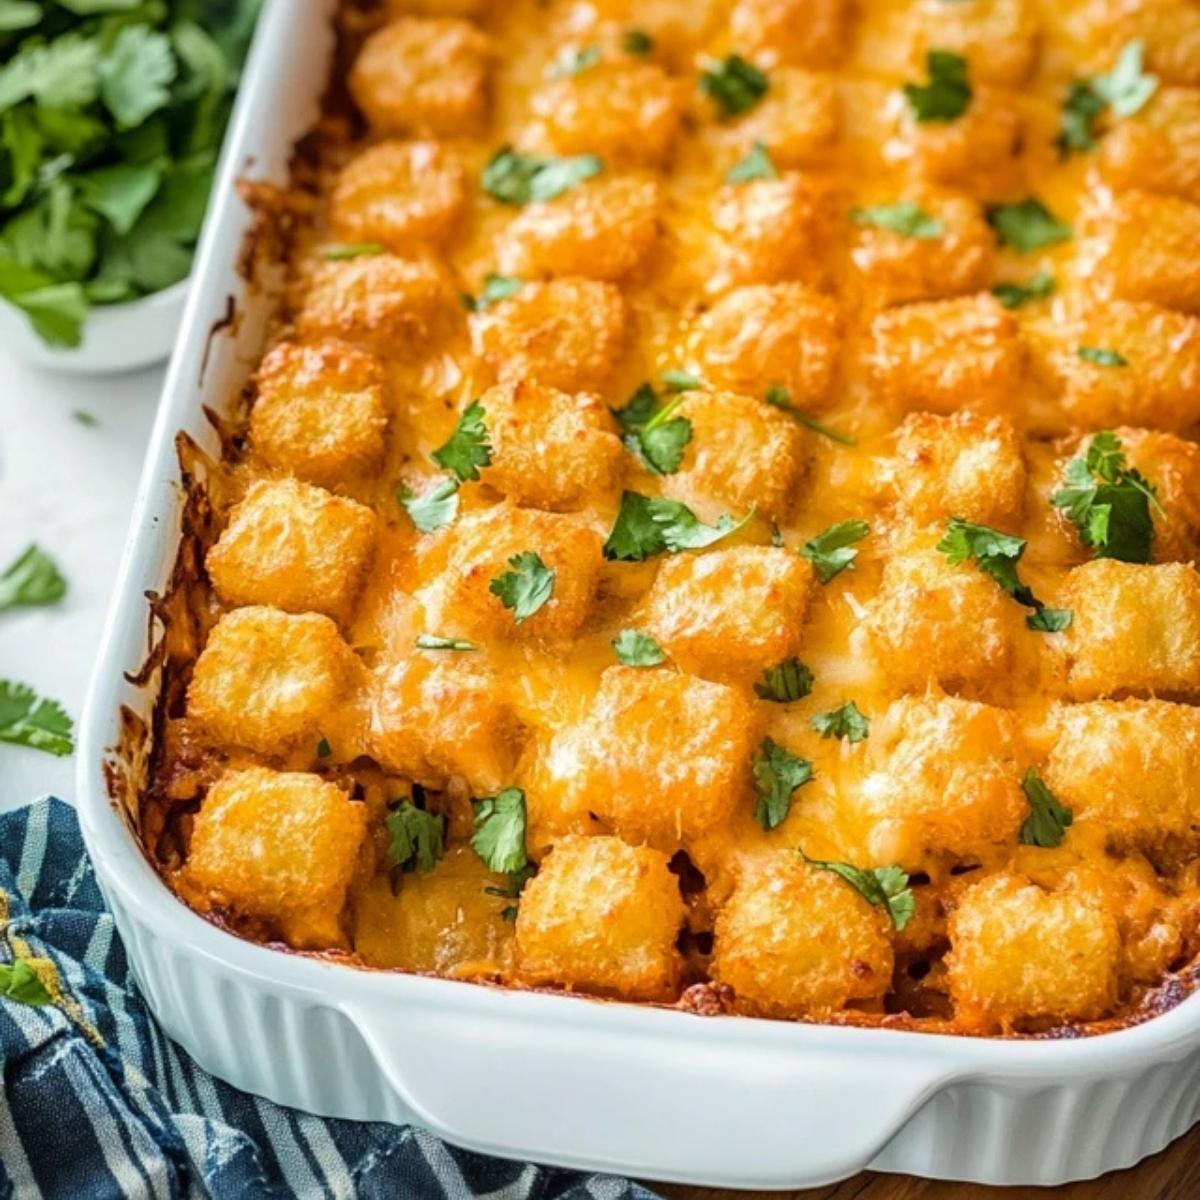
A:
142 0 1200 1038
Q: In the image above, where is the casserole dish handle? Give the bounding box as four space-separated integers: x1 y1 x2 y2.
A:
340 995 957 1187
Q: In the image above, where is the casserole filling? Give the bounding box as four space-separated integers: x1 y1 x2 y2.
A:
143 0 1200 1036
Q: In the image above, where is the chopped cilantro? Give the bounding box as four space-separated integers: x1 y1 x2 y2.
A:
612 384 660 430
431 401 492 482
481 146 603 205
752 738 813 830
902 49 972 122
1051 430 1160 564
800 519 869 583
464 272 522 312
398 476 459 533
602 491 753 561
1057 79 1107 155
1077 345 1128 367
811 700 869 743
0 544 66 611
726 140 778 183
700 55 768 117
661 368 702 393
471 787 528 874
612 629 667 667
415 634 479 651
546 45 601 79
986 198 1072 252
850 201 944 240
802 854 915 931
622 29 654 56
992 272 1055 309
616 387 693 475
764 386 856 445
386 802 445 873
71 409 98 427
316 736 331 759
0 960 51 1007
1094 39 1157 118
489 552 555 622
323 243 384 260
1027 607 1073 632
0 680 73 756
483 863 535 922
1019 768 1073 848
754 657 814 703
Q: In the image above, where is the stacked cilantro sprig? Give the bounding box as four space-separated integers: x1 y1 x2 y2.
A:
0 0 259 347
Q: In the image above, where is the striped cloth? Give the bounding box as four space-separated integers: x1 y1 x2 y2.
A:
0 799 661 1200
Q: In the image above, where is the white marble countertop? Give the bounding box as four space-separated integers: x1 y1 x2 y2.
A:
0 346 163 811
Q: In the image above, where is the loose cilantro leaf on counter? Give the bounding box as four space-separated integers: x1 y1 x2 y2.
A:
482 146 603 205
992 272 1055 309
850 201 943 240
603 491 754 561
464 272 522 311
432 401 492 482
398 476 459 533
754 657 814 703
323 242 384 260
0 544 66 610
811 700 870 743
800 519 869 583
416 634 479 651
0 681 73 756
616 385 693 475
386 802 445 873
752 738 813 830
726 140 778 183
72 410 98 427
1077 345 1128 367
472 787 528 874
1051 430 1160 564
612 628 667 667
489 552 555 622
986 197 1072 252
764 386 856 445
802 854 915 931
1019 768 1073 848
546 44 601 79
903 49 972 121
700 55 768 117
0 960 51 1007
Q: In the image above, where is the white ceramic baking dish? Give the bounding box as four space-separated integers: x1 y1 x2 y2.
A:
76 0 1200 1187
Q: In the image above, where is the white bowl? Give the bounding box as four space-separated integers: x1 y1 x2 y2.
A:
0 279 189 375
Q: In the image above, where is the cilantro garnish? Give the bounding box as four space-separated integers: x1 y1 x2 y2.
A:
754 657 814 703
316 736 332 759
471 787 528 874
614 384 693 475
903 49 972 122
431 401 492 482
811 701 869 743
489 552 555 622
483 863 535 922
1095 39 1158 118
764 386 856 445
0 544 66 611
398 476 459 533
986 198 1072 252
1019 768 1073 848
481 146 603 205
800 519 869 583
1027 607 1073 632
0 681 73 756
726 140 778 183
1057 80 1107 155
661 369 702 393
850 201 944 240
802 854 915 931
603 491 753 561
546 45 601 79
1051 430 1160 564
464 273 522 312
611 629 667 667
1077 346 1128 367
752 738 813 830
700 55 768 116
323 243 384 261
622 28 654 55
991 272 1055 310
415 634 479 651
386 802 445 873
0 960 51 1007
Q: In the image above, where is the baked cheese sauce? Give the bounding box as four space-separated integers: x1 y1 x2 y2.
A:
149 0 1200 1035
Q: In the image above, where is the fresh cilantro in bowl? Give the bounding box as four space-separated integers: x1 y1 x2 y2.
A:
0 0 260 348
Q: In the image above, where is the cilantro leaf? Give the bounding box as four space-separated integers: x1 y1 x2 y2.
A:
316 736 332 759
482 146 603 205
386 802 445 873
471 787 528 874
752 737 813 830
1019 768 1073 848
802 854 915 931
0 33 101 111
612 628 667 667
764 386 856 445
0 3 41 33
1027 607 1073 632
617 388 693 475
903 49 972 121
700 55 768 117
622 29 653 56
754 657 814 703
324 242 384 260
726 140 777 183
99 25 176 129
603 491 753 561
661 369 701 392
489 552 555 622
431 401 492 482
483 862 535 922
986 198 1072 252
0 680 73 756
0 544 66 610
1057 79 1106 155
0 959 51 1007
850 201 943 240
936 517 1039 606
1077 345 1128 367
1094 39 1157 118
398 476 459 533
992 272 1055 309
77 162 162 236
800 519 869 583
465 272 522 311
612 383 660 430
547 45 600 79
811 700 870 743
415 634 479 651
